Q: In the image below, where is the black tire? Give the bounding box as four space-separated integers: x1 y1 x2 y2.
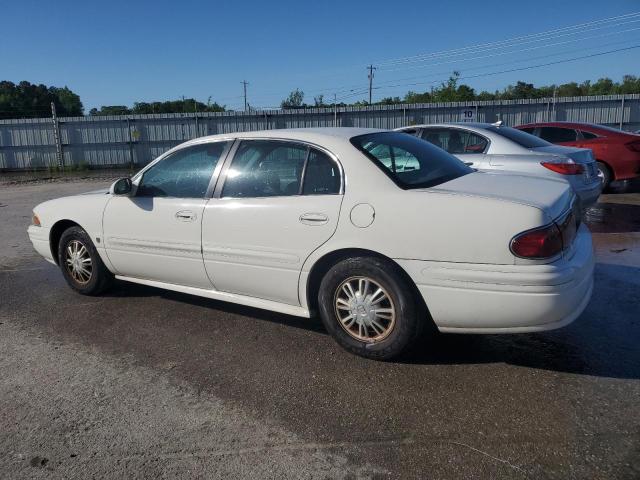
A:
57 226 113 295
597 161 612 191
318 256 425 360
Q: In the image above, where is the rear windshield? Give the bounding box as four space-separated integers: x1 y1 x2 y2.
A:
351 132 472 189
487 126 551 148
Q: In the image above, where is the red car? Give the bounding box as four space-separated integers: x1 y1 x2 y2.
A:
515 122 640 188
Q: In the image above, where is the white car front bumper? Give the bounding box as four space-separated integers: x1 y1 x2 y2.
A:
397 224 595 333
28 225 56 264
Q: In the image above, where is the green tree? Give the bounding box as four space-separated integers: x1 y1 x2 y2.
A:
0 80 83 119
281 89 305 108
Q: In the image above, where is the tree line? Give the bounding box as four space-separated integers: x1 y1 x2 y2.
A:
285 73 640 108
0 81 83 119
3 74 640 119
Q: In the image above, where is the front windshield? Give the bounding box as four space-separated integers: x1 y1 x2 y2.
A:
351 132 472 189
486 126 551 148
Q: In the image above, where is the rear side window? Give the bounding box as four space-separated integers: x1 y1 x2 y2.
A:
518 127 536 134
421 128 488 154
485 126 551 148
302 149 340 195
539 127 578 143
351 132 472 189
137 142 230 198
221 140 341 198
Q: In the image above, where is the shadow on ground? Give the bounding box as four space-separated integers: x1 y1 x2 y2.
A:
91 261 640 381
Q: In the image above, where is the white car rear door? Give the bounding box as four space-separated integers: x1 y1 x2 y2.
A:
201 139 343 305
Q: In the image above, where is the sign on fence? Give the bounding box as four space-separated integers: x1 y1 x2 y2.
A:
460 108 475 122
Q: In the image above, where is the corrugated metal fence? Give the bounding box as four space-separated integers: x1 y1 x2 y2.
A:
1 94 639 171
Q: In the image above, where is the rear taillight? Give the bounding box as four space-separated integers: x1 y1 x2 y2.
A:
510 224 563 258
625 140 640 152
540 161 584 175
510 209 579 259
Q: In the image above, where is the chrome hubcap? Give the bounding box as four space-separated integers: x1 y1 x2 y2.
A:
334 276 396 343
64 240 92 284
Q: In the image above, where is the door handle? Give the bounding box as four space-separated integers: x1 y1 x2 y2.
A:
175 210 196 221
299 213 329 225
463 161 474 166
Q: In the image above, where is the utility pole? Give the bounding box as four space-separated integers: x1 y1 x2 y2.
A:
241 80 249 112
367 65 376 105
51 102 64 172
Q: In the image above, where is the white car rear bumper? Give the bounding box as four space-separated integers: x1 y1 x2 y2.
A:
397 224 595 333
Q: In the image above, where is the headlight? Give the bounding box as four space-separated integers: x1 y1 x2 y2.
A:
32 213 41 226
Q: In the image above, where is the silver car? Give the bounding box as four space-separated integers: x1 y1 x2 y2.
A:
395 122 602 209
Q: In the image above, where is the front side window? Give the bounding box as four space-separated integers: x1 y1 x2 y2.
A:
351 132 472 189
137 142 230 198
421 128 488 154
538 127 578 143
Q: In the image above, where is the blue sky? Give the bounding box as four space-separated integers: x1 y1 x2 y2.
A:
2 0 639 111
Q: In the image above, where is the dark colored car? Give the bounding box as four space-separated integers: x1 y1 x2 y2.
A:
515 122 640 188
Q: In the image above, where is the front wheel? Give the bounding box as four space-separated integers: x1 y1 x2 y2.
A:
318 256 425 360
58 226 113 295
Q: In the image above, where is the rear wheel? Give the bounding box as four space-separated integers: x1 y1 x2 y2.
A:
318 256 424 360
596 161 612 190
58 226 113 295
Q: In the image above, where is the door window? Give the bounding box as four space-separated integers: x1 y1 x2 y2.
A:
538 127 578 143
222 141 341 198
579 130 598 140
302 149 341 195
421 128 488 154
137 142 230 198
222 141 307 198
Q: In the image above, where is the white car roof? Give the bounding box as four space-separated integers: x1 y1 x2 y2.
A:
186 127 387 147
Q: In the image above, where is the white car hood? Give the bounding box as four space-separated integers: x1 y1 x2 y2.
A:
431 171 574 220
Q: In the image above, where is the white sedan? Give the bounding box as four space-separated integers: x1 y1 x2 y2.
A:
28 128 594 359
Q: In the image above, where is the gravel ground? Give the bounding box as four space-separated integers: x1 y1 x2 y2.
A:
1 179 639 479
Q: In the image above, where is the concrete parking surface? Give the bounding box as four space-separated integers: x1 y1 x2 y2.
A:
1 178 639 479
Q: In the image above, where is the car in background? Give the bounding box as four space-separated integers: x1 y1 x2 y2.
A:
27 128 594 360
515 122 640 189
395 122 601 210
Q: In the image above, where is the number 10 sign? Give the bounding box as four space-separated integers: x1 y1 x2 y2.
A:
461 108 475 122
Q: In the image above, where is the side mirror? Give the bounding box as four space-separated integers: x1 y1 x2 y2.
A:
110 177 132 196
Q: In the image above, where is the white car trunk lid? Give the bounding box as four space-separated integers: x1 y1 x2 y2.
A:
431 171 574 221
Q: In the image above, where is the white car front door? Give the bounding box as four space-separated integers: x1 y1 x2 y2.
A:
201 140 343 305
102 141 232 288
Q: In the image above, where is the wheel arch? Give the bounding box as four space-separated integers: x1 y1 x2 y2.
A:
305 247 427 316
49 219 82 265
596 159 614 180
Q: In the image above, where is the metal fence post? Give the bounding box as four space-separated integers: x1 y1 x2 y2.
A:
50 102 64 172
620 95 625 130
126 117 134 170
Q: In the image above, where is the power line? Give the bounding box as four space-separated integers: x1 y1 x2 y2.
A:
368 44 640 97
374 11 640 68
378 25 640 73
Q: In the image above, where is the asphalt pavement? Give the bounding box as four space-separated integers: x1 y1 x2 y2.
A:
1 178 639 479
